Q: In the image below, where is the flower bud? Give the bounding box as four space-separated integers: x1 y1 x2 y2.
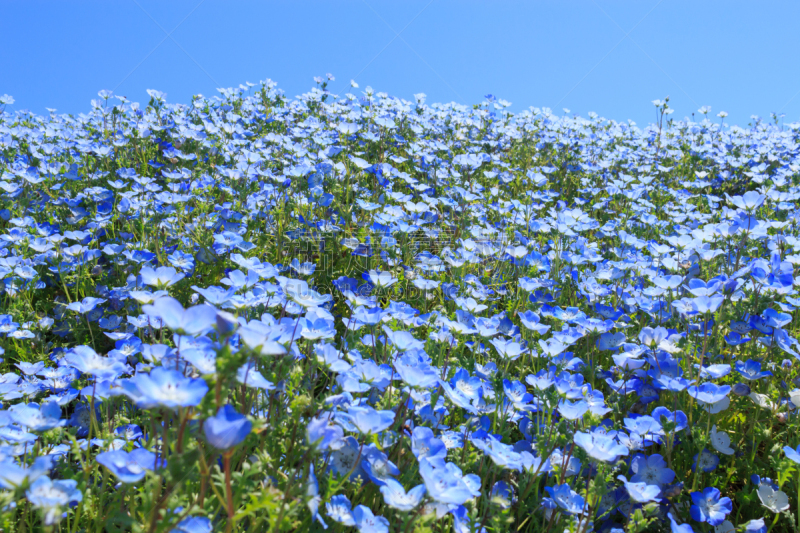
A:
731 382 751 396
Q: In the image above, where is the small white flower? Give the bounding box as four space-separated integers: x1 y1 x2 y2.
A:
702 396 730 414
789 389 800 408
749 392 776 412
757 484 789 513
710 425 734 456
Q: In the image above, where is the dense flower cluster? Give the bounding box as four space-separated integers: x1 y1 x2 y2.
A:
0 81 798 532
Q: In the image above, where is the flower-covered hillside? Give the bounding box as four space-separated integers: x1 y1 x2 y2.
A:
0 82 798 532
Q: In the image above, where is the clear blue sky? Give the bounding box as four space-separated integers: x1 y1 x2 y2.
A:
3 0 800 127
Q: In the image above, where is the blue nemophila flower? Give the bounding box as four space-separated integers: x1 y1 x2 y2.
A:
773 328 799 358
483 438 524 471
685 278 722 297
411 426 447 461
520 449 552 476
727 190 765 211
518 310 551 335
690 487 732 526
455 297 488 314
555 371 585 399
66 297 106 314
692 449 720 472
419 457 480 505
725 332 751 346
784 445 800 464
142 297 218 336
380 478 426 511
68 402 101 437
595 302 625 320
236 363 275 391
383 327 425 352
115 424 143 441
204 405 252 450
698 363 731 380
114 367 208 410
623 415 662 435
751 475 768 487
764 308 792 328
652 274 683 291
312 343 350 374
290 258 316 276
96 448 162 483
687 383 730 404
526 368 556 391
362 269 397 289
167 250 195 272
749 315 774 335
616 475 661 503
583 388 612 416
597 331 625 351
171 517 212 533
630 453 675 487
139 266 185 288
0 456 53 489
690 295 724 314
652 369 692 392
299 316 336 341
237 324 288 357
573 430 629 463
17 361 45 375
26 476 82 526
326 494 356 525
736 359 772 380
544 483 586 515
328 436 364 480
361 445 399 486
213 231 243 250
638 326 669 348
744 518 767 533
472 317 499 338
65 346 128 381
576 317 613 334
192 285 236 306
558 399 588 421
344 406 395 435
412 277 439 291
668 512 694 533
551 306 586 323
8 401 64 431
307 415 344 452
489 337 528 360
503 379 531 405
352 504 389 533
394 353 439 389
448 368 483 400
221 269 260 291
452 504 486 533
351 306 384 326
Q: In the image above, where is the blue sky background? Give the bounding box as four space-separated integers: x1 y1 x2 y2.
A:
3 0 800 127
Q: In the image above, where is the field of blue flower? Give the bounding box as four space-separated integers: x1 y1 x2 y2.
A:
0 77 798 533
